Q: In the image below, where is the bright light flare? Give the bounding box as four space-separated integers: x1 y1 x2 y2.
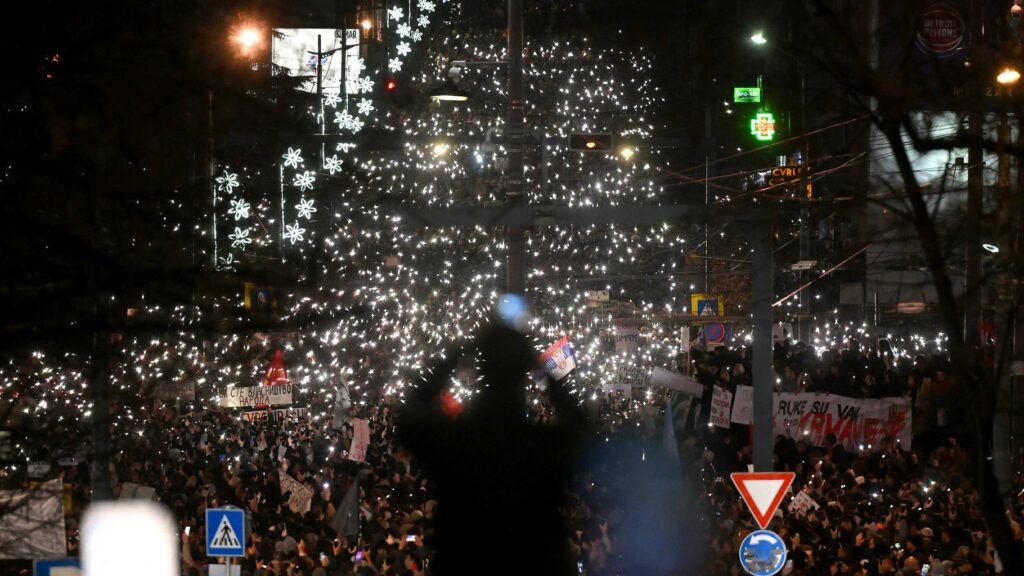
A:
232 23 264 55
997 67 1021 85
750 32 767 45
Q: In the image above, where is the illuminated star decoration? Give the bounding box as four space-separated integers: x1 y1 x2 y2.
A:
282 147 303 168
396 23 412 38
284 223 306 244
397 41 412 57
324 155 343 174
296 198 317 220
293 171 316 191
389 58 403 72
418 0 435 11
388 6 403 21
411 30 423 42
228 227 252 248
215 170 240 193
358 77 374 93
228 198 251 220
418 16 430 28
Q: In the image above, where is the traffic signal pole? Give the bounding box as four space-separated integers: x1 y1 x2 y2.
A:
506 0 526 295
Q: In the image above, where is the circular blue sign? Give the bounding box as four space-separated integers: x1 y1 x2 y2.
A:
738 529 787 576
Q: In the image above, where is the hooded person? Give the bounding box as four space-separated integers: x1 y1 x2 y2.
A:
397 322 589 575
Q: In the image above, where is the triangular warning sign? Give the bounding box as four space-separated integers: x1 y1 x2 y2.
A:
730 472 794 530
211 514 241 548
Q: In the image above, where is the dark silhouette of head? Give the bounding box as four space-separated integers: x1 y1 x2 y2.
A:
472 323 536 417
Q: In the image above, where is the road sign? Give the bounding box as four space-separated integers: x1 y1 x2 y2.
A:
738 529 787 576
206 508 246 557
34 558 81 576
704 323 726 344
731 472 794 529
691 293 724 317
734 87 762 103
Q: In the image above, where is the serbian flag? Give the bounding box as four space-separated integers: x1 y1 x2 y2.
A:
262 349 288 386
533 336 576 382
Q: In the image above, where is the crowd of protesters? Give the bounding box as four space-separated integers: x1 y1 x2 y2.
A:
19 332 1024 576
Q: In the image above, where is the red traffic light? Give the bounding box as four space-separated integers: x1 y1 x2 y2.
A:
386 79 397 91
568 133 613 151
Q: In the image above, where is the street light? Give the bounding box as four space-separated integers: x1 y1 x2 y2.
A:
750 31 768 45
361 19 373 31
232 23 264 56
997 67 1021 85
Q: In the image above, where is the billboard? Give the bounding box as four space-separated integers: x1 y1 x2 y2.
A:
272 28 361 95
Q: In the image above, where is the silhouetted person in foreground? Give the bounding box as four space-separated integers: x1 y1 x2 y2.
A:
398 323 588 575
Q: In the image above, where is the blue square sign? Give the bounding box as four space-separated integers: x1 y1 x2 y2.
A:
206 508 246 557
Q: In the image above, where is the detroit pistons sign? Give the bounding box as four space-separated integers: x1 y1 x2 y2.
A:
917 3 966 57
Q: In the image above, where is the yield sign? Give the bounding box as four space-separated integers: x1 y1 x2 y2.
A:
730 472 794 529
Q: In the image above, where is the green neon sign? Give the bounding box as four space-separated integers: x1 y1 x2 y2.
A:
733 87 761 103
750 112 776 141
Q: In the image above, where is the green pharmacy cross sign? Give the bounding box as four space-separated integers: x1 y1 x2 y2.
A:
750 112 776 141
734 87 761 103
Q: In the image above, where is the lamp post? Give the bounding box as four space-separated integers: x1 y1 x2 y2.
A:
430 2 526 295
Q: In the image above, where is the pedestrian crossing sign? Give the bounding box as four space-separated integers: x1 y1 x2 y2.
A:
206 508 246 557
691 294 724 317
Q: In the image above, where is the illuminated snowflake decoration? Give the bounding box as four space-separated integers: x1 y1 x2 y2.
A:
283 147 303 168
284 222 306 245
358 77 374 93
418 15 430 28
354 58 366 74
356 98 375 116
218 254 236 269
228 227 252 249
215 170 240 193
324 91 343 108
349 116 365 133
389 57 403 72
397 41 412 57
334 110 355 131
324 155 343 174
336 142 357 153
418 0 435 12
293 171 316 191
228 198 251 221
411 30 423 42
296 198 317 220
388 6 403 21
396 23 412 38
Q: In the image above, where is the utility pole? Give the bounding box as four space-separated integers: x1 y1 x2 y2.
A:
751 217 775 472
505 0 526 295
965 0 984 346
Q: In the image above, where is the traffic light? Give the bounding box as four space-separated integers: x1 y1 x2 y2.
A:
568 133 613 152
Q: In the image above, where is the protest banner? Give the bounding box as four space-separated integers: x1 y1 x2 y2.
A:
349 419 370 462
221 384 293 408
278 471 312 515
154 381 196 401
788 491 820 517
242 407 308 424
649 367 704 398
0 478 66 559
728 391 912 451
710 385 732 428
613 321 642 355
534 336 576 382
730 385 754 425
119 482 157 501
